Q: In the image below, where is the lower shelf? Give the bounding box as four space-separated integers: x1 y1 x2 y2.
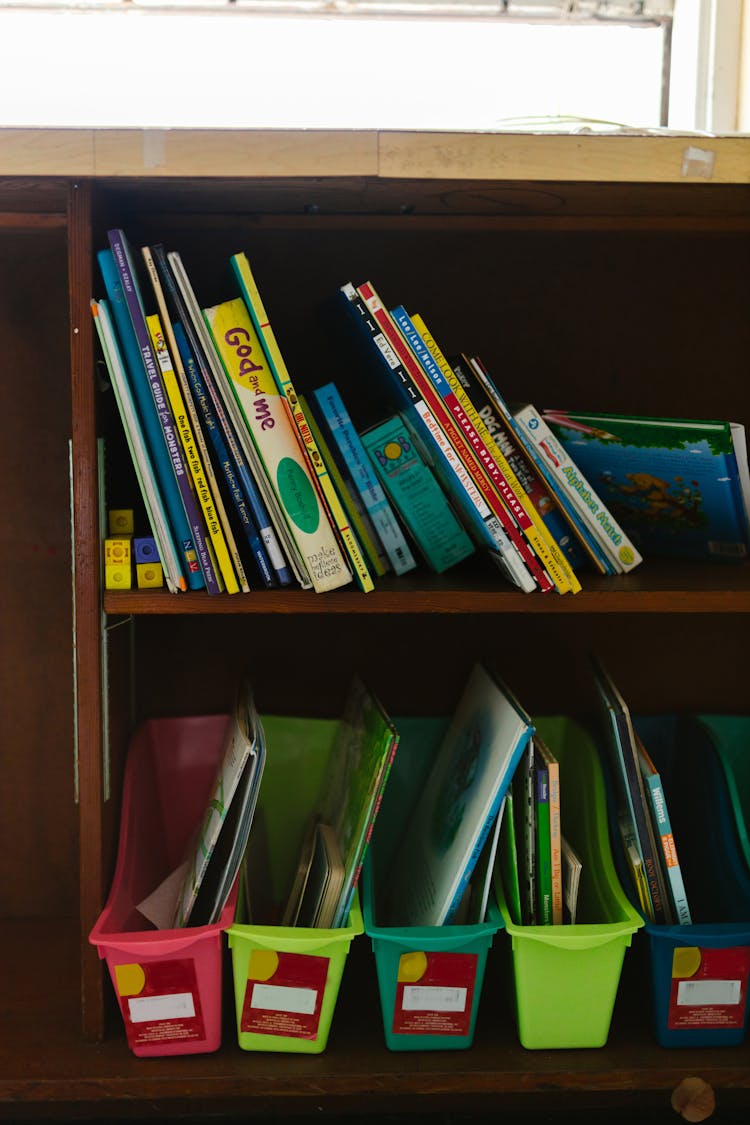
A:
2 918 749 1120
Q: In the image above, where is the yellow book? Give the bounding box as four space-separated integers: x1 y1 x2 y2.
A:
411 314 581 596
230 251 374 593
146 312 242 595
203 296 352 594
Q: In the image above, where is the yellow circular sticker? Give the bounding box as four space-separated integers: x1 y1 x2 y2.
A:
114 962 146 997
247 949 279 981
397 950 428 983
672 946 702 979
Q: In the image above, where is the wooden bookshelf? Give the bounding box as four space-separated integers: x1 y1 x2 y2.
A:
2 128 750 1120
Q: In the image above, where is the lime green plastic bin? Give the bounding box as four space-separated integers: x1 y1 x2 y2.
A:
495 716 643 1050
363 717 504 1051
227 714 364 1054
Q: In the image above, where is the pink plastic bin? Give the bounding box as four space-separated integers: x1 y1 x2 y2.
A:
89 714 239 1057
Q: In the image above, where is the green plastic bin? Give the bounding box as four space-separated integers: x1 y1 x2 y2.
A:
227 714 364 1054
363 716 504 1051
693 714 750 874
495 716 643 1050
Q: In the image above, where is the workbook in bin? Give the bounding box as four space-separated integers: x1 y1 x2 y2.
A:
227 676 397 1053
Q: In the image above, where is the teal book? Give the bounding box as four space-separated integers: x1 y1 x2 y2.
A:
360 413 475 574
544 410 750 562
636 735 692 926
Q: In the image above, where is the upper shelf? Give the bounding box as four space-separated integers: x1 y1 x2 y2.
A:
1 128 750 187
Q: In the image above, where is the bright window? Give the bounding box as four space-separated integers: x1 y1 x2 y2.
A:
0 1 737 133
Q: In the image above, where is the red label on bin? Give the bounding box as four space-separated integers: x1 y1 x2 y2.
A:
668 945 750 1030
115 958 205 1048
241 950 330 1039
392 951 477 1036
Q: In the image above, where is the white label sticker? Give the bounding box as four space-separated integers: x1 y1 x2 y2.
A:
251 983 317 1015
128 991 195 1023
677 979 742 1006
402 986 467 1012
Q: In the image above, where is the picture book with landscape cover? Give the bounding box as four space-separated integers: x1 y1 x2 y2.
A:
544 410 750 561
387 663 534 927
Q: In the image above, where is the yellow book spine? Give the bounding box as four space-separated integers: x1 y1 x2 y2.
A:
146 313 241 595
231 252 374 593
412 314 581 596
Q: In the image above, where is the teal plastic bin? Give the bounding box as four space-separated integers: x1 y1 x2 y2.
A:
621 715 750 1049
495 716 643 1050
363 716 503 1051
227 714 364 1054
693 714 750 874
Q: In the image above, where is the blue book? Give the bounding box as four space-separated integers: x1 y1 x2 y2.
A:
172 322 277 589
360 413 474 574
311 382 417 576
106 230 222 594
151 243 292 588
544 410 750 562
637 735 692 926
97 247 204 591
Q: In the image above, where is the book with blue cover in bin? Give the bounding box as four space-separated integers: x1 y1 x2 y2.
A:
360 412 475 574
386 663 534 927
544 410 750 562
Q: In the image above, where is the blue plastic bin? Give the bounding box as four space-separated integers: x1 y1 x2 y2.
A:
363 716 503 1051
622 715 750 1048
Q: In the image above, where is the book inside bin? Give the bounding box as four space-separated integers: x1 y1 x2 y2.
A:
227 715 363 1055
494 716 643 1051
363 716 503 1052
623 716 750 1048
88 715 240 1058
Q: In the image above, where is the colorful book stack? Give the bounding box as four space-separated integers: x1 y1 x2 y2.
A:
330 278 642 594
91 230 356 596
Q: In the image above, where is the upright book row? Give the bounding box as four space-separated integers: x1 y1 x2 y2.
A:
91 237 643 597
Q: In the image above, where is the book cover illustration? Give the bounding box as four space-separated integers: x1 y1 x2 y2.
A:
203 297 352 593
544 410 750 561
636 734 692 925
387 663 533 927
360 412 475 574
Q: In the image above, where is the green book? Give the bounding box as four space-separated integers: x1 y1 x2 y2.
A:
534 747 553 924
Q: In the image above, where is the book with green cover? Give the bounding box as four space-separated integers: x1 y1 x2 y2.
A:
534 748 553 925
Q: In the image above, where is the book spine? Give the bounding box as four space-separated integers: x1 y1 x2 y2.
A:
425 337 584 598
360 414 475 574
91 299 183 593
535 762 552 924
338 284 535 593
468 356 614 576
358 282 545 591
644 772 692 925
106 230 220 594
143 244 258 592
231 252 374 593
546 758 563 926
146 313 242 595
172 322 277 589
97 247 203 590
301 394 388 579
451 354 586 574
311 381 417 576
204 298 354 593
152 245 291 587
399 308 568 595
514 403 642 574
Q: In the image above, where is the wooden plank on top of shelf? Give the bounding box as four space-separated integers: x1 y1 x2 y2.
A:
0 129 96 176
93 128 379 178
378 131 750 185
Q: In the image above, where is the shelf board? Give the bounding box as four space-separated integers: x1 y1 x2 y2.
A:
103 559 750 616
2 919 749 1119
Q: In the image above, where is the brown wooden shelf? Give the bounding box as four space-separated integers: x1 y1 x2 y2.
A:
2 920 749 1120
103 559 750 616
